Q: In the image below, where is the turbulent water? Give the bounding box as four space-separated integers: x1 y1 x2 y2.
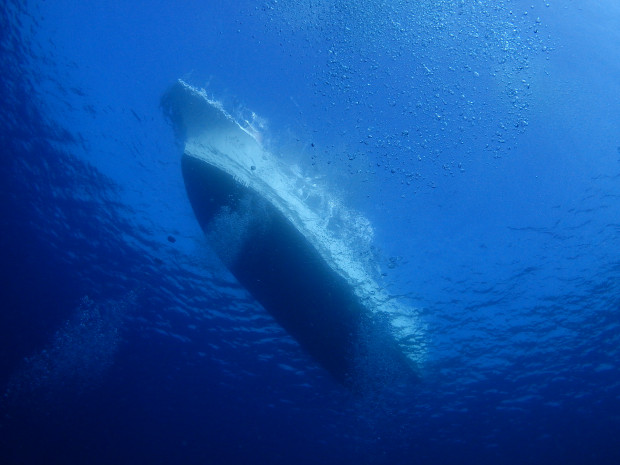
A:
1 1 620 464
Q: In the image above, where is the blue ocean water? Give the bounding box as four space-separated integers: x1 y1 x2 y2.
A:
1 0 619 464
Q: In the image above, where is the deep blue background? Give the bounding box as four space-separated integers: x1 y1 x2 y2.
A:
1 1 620 464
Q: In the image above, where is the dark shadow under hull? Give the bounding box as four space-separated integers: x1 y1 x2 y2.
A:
182 155 416 388
182 155 366 384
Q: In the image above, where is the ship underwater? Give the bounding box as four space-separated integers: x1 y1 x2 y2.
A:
161 80 426 389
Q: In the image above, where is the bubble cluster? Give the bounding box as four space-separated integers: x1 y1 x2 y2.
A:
259 0 551 187
3 294 135 406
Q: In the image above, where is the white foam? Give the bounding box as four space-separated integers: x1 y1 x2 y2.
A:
176 80 427 367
